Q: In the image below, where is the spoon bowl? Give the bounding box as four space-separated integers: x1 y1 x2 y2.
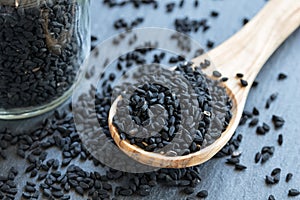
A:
108 0 300 168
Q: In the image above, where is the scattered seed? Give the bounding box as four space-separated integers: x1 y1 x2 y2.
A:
243 18 249 25
265 175 275 185
278 73 287 80
286 173 293 182
252 107 260 115
235 163 247 171
179 0 185 8
226 158 240 165
288 189 300 196
206 40 214 48
256 126 266 135
272 115 285 128
249 118 259 127
194 0 199 7
262 123 270 132
210 11 219 17
197 190 208 198
255 152 261 163
277 134 283 146
166 2 176 13
268 194 275 200
252 81 259 87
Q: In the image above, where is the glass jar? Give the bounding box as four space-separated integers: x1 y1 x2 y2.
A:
0 0 90 119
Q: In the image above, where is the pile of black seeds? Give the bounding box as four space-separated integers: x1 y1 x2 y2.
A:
0 0 85 109
112 62 232 155
0 167 18 199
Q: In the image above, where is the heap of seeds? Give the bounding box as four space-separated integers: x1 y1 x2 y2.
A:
0 0 85 109
113 62 232 155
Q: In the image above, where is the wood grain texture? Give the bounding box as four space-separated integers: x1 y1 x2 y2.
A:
108 0 300 168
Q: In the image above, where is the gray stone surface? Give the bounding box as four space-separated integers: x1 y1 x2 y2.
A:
0 0 299 199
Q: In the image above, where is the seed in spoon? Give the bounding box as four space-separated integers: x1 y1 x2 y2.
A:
240 79 248 87
236 73 244 78
112 62 232 156
212 70 222 77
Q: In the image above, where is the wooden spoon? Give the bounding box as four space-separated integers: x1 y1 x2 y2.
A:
108 0 300 168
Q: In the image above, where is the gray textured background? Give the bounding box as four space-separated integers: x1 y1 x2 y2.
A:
0 0 300 199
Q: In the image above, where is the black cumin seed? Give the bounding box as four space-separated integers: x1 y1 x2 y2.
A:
286 173 293 182
206 40 214 48
262 123 270 132
270 93 278 101
278 134 283 146
239 116 248 126
265 175 275 185
120 189 133 196
261 146 275 155
22 192 31 199
265 99 271 109
91 35 98 42
166 2 176 13
268 195 275 200
75 186 84 195
278 73 287 80
272 115 285 128
237 134 243 142
210 11 219 17
252 81 259 87
197 190 208 198
236 73 244 78
212 70 222 78
289 189 300 196
179 0 184 8
235 163 247 171
243 18 249 25
221 77 228 82
249 118 259 127
261 153 271 163
271 168 281 176
252 107 260 115
240 79 248 87
25 185 36 193
52 191 64 198
256 126 266 135
273 173 280 183
226 158 240 165
194 0 199 7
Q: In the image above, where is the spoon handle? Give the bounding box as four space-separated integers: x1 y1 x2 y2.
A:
194 0 300 88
